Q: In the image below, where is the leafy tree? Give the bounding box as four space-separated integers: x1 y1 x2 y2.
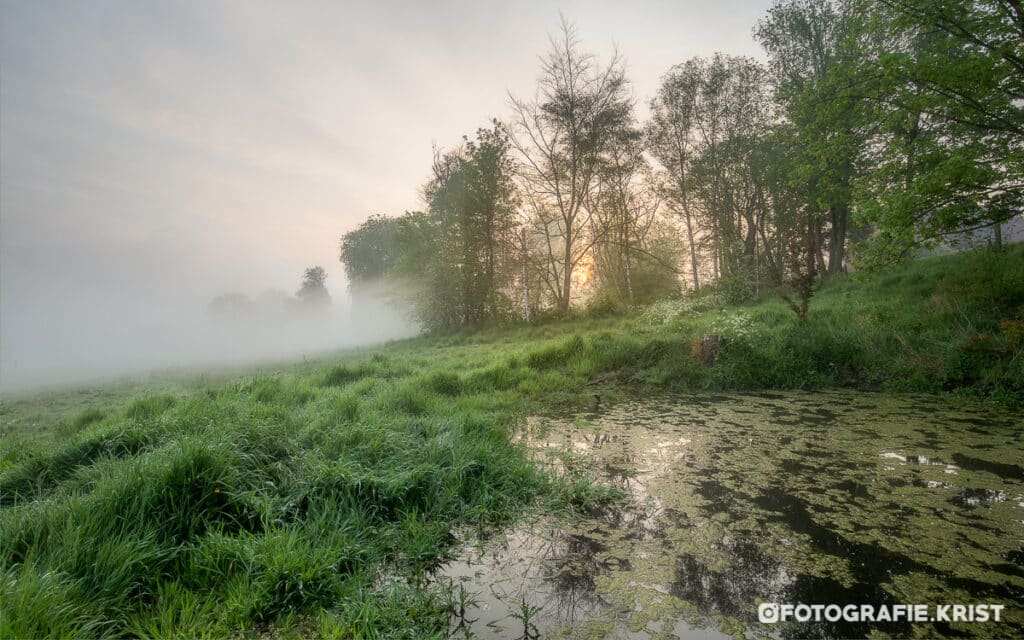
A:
777 210 818 320
849 0 1024 266
459 124 520 320
748 123 809 284
755 0 864 274
649 55 774 286
390 209 460 330
339 214 403 284
647 61 705 290
392 124 520 330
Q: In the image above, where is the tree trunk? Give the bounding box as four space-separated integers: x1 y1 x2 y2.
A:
712 227 720 281
679 178 700 291
684 210 700 291
521 229 531 321
623 231 633 304
813 217 827 275
828 202 848 274
743 215 757 258
485 210 495 317
561 231 573 313
993 221 1003 251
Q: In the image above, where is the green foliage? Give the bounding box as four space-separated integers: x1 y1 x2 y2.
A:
390 124 520 331
648 54 781 284
755 0 863 275
339 214 403 284
714 274 758 305
864 0 1022 260
640 293 725 326
585 290 630 318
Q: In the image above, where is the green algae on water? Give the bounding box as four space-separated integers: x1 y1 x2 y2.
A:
442 391 1024 639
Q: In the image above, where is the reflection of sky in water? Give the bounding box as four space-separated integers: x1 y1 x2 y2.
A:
442 391 1024 639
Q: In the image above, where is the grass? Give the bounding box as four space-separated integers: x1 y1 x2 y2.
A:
1 245 1021 637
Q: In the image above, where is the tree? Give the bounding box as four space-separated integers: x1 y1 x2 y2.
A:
777 209 819 320
382 124 520 330
207 293 256 320
339 214 403 284
296 266 330 309
748 123 809 284
460 124 520 320
390 209 461 330
647 61 705 290
508 18 633 313
648 55 774 290
590 121 671 304
849 0 1024 266
755 0 864 274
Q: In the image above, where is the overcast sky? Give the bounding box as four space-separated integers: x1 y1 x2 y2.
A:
0 0 773 386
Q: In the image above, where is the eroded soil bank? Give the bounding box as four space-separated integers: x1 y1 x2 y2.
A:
442 392 1024 639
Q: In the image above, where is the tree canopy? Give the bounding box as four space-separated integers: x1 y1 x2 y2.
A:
338 5 1022 326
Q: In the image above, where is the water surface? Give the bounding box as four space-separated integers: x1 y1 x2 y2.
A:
442 391 1023 639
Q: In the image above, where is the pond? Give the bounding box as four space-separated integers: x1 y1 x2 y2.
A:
441 391 1024 639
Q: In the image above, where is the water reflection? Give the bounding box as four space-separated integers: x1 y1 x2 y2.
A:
441 391 1024 639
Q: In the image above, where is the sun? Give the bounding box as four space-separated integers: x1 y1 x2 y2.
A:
572 261 593 286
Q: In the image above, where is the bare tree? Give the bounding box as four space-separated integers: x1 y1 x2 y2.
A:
507 18 632 313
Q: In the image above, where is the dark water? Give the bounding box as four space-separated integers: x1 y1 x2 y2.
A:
441 392 1024 639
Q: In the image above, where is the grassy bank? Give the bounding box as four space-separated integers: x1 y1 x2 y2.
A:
1 246 1021 638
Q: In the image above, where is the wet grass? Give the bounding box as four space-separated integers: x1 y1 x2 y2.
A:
0 245 1021 637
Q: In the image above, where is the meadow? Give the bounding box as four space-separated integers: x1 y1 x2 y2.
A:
1 244 1022 638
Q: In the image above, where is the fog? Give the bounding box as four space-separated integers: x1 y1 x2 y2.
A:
0 282 416 393
0 0 771 393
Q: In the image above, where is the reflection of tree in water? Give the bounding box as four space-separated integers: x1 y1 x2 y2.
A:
539 532 616 628
668 536 917 639
670 537 791 621
458 526 623 634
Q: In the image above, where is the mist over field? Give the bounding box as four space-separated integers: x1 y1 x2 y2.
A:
0 282 416 392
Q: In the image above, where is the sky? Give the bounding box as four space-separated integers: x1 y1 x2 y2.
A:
0 0 773 388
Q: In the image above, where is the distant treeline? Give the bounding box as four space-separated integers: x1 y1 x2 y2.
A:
209 266 330 320
340 1 1023 330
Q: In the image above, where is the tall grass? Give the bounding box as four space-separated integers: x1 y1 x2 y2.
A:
0 369 561 637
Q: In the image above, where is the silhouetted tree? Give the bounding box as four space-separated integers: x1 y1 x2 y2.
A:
296 266 330 309
207 293 256 319
509 18 633 313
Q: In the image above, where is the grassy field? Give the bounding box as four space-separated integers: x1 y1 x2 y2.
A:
1 245 1022 638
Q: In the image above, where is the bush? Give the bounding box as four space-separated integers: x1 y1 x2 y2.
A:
715 275 758 305
584 290 628 318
